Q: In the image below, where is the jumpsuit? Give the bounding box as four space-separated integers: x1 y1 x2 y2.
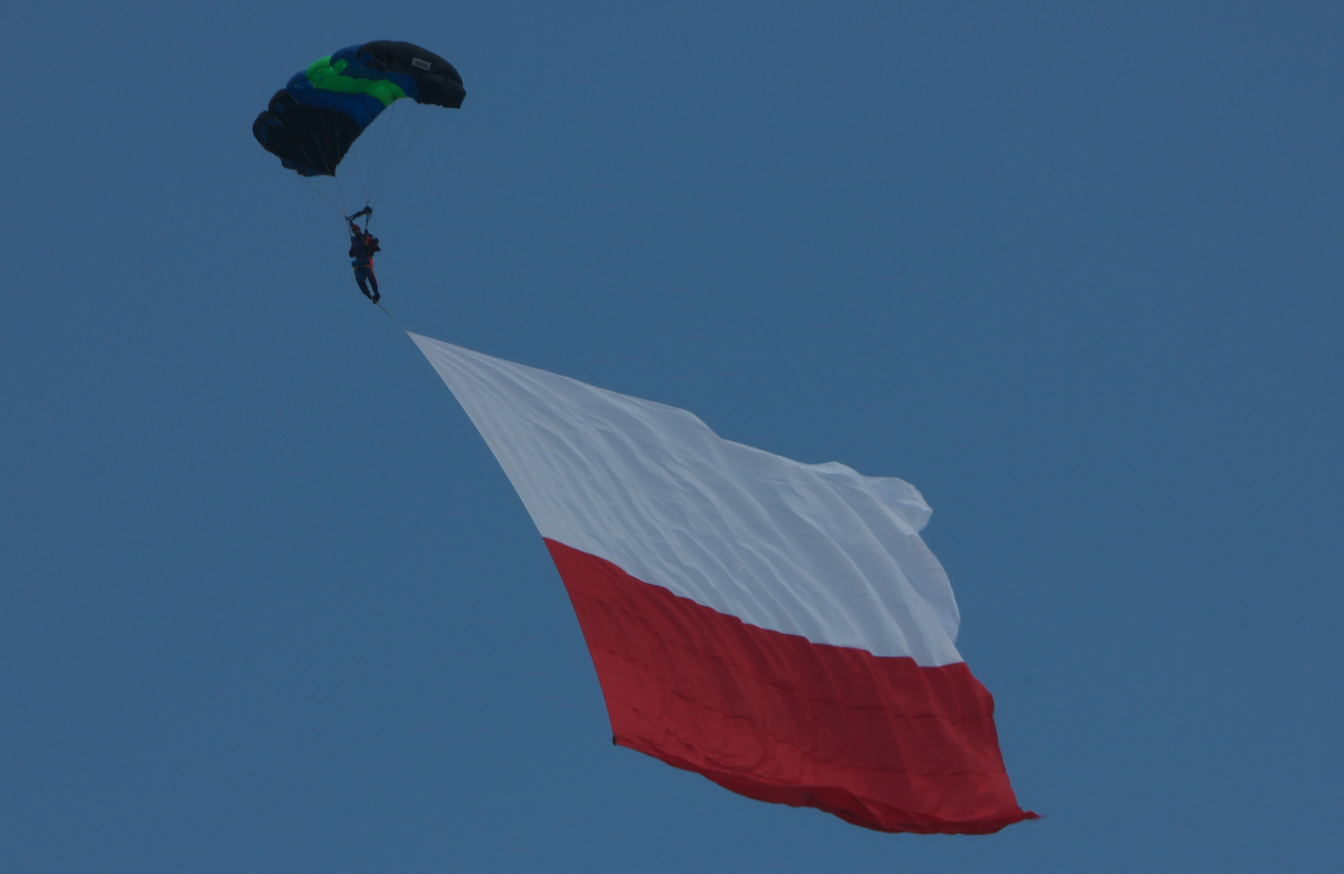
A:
349 231 381 302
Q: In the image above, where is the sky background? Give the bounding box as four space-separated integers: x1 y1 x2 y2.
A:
2 1 1342 871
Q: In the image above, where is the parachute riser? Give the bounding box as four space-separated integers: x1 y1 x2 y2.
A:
345 205 373 233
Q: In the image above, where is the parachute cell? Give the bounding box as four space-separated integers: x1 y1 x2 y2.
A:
253 41 464 177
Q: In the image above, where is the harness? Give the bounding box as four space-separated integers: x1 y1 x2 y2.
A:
350 234 378 269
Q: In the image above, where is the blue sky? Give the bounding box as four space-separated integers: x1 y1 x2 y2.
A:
2 2 1341 871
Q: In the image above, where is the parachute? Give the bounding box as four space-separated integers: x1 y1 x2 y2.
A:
252 41 464 178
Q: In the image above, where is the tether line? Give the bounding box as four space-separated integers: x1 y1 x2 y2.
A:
376 301 404 328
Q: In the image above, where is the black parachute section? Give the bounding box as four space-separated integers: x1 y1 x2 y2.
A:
361 41 466 108
254 91 361 177
253 40 465 178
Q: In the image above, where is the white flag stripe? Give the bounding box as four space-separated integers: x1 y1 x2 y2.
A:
412 334 963 666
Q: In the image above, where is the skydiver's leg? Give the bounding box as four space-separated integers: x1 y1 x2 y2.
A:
367 269 379 301
354 268 376 302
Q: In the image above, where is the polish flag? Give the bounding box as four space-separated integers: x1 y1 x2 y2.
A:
411 333 1035 834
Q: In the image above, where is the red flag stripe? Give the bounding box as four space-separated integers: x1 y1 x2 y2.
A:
547 538 1037 835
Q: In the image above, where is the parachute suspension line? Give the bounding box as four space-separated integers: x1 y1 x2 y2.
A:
301 176 346 219
371 101 398 204
290 106 342 216
376 301 404 328
306 101 348 216
350 145 364 207
327 106 351 217
349 119 372 209
407 101 436 147
370 105 436 211
364 98 401 207
284 108 346 216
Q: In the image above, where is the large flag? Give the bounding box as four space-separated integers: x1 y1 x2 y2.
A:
411 333 1035 834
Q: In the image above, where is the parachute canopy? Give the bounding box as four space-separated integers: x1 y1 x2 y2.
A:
253 41 464 177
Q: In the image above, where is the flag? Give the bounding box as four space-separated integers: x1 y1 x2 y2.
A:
412 333 1035 834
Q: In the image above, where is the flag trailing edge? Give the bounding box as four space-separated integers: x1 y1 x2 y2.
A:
410 332 1035 834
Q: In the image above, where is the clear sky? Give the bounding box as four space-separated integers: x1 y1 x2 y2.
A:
2 2 1341 871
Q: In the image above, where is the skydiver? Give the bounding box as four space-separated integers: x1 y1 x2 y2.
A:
348 218 381 304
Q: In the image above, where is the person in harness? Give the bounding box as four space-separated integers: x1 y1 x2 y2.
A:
346 207 381 304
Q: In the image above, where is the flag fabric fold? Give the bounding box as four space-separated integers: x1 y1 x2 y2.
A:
411 332 1034 834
